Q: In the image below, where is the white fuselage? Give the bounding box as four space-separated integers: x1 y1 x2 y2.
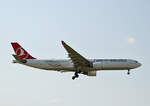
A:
14 59 141 72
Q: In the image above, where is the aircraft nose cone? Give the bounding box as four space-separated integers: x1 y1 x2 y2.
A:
137 62 142 67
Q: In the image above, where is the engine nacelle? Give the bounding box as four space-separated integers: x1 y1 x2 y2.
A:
87 71 97 76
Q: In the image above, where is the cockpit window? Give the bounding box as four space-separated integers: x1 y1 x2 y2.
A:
134 61 138 63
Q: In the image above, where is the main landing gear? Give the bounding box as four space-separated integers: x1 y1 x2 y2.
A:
72 68 81 80
127 69 130 75
72 72 79 80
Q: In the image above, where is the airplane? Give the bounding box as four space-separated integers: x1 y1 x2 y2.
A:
11 41 142 80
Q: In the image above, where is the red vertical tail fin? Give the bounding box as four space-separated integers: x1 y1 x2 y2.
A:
11 42 36 59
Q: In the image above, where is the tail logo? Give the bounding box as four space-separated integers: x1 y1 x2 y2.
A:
16 48 24 56
11 42 36 59
16 47 29 59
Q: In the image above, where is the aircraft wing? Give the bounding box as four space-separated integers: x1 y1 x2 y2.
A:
61 41 92 69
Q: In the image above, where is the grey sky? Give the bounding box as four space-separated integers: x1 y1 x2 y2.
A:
0 0 150 106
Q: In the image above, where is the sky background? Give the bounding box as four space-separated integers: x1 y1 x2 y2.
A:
0 0 150 106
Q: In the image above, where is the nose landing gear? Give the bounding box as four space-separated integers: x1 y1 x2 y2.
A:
127 70 130 75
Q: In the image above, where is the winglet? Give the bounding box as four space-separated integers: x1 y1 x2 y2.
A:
61 40 66 46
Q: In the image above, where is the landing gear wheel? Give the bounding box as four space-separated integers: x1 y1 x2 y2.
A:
127 70 130 75
75 72 79 77
72 68 81 80
72 73 79 80
72 76 76 80
76 74 79 78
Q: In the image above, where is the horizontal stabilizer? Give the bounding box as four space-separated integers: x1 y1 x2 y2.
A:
12 54 27 63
